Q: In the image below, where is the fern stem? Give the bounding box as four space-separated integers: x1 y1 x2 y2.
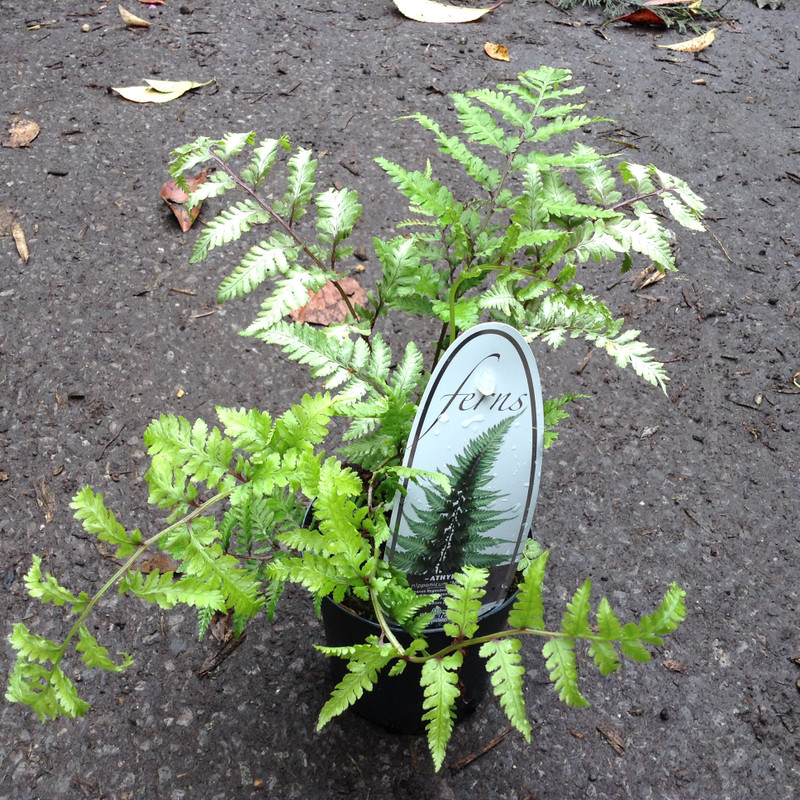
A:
407 626 618 664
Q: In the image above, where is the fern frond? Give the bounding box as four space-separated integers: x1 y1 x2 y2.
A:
443 566 487 640
562 579 593 638
190 199 265 263
409 108 502 186
589 598 622 675
212 131 256 161
316 640 398 730
144 415 235 489
217 232 299 302
276 147 317 224
422 652 463 772
183 170 235 210
315 187 362 262
508 550 548 630
480 638 531 740
70 487 143 558
240 134 291 187
542 636 589 707
24 555 89 613
75 627 133 672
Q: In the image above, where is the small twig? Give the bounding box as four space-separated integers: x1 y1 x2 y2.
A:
96 425 125 461
576 349 594 375
169 287 197 296
449 727 512 773
190 310 216 319
704 222 732 262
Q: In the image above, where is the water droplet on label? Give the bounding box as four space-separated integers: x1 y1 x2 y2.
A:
462 414 484 428
438 413 449 424
475 369 496 396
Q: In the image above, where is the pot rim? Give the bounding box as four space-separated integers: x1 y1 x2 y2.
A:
322 585 519 636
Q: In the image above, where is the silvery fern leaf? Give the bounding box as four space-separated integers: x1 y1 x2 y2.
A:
240 135 290 188
191 199 266 263
217 232 299 302
212 131 256 161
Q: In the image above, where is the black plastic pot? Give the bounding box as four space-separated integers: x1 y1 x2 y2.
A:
320 591 517 735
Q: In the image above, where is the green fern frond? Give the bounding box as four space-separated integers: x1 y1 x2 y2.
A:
480 637 531 740
24 555 89 613
409 107 503 185
421 652 463 771
316 639 398 730
70 487 144 558
144 415 235 490
76 627 133 672
508 550 548 630
542 636 589 707
443 566 487 640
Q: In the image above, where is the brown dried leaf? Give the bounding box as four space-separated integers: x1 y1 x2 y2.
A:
631 264 664 291
644 0 696 5
484 42 510 62
136 552 180 574
657 28 718 52
3 119 40 148
119 5 152 27
612 8 666 25
160 169 208 231
663 658 688 673
209 612 234 644
289 277 367 325
34 478 56 524
596 724 625 757
393 0 502 24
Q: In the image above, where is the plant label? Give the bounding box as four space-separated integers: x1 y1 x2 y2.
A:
388 322 544 623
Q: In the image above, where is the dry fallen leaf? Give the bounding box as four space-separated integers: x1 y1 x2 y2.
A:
631 264 664 291
663 658 688 673
112 78 213 104
290 277 367 325
657 28 717 53
11 222 29 263
393 0 502 24
612 8 666 25
160 169 208 231
644 0 697 5
119 5 152 27
3 119 40 148
0 204 30 262
484 42 510 62
596 724 625 757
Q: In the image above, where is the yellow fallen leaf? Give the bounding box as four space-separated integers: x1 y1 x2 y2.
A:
112 78 213 104
393 0 501 24
119 5 151 27
12 221 29 263
484 42 510 61
657 28 717 53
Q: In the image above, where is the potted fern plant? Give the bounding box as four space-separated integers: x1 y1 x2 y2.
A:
6 67 701 770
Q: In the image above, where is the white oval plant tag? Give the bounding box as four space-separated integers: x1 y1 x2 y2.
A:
388 322 544 623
